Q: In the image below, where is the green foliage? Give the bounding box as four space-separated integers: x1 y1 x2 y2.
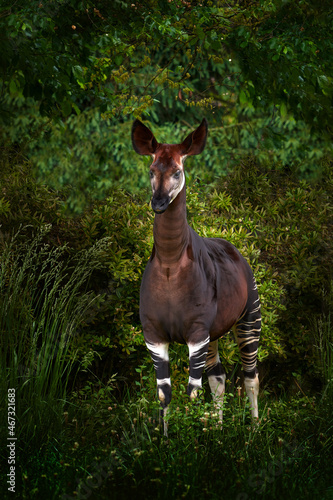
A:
24 114 230 205
0 227 106 448
232 0 333 132
0 149 64 230
25 112 152 211
1 0 332 210
71 189 152 381
19 107 330 212
216 159 333 383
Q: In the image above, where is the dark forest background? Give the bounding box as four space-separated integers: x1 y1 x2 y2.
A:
0 1 332 499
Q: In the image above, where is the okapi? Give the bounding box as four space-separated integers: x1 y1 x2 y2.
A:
132 118 260 434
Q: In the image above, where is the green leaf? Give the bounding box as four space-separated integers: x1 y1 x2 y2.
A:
280 102 288 117
9 78 18 95
239 90 247 105
61 99 72 117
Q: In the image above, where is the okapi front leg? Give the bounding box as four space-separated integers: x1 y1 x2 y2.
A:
205 340 226 424
187 335 210 400
145 341 171 435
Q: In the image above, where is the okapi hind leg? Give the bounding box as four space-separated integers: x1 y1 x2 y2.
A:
205 340 226 425
233 278 261 419
244 369 259 419
145 341 171 436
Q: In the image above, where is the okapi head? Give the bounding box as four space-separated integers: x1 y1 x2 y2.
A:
131 119 208 214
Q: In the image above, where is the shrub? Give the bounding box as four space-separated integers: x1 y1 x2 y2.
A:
215 158 333 388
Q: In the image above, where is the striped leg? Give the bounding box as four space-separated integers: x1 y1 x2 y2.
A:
187 335 210 400
145 341 171 436
205 340 226 424
234 278 261 419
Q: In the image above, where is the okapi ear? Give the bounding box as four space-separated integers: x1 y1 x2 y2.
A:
180 118 208 156
131 119 158 156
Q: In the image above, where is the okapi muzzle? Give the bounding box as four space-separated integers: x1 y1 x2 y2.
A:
131 118 261 436
151 192 170 214
150 167 184 214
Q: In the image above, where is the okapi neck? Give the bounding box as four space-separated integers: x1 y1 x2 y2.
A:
153 186 189 265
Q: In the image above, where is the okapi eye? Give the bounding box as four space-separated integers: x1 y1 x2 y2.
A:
149 171 154 179
173 170 181 179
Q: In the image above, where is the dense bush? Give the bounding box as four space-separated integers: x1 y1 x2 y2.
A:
219 159 333 386
1 150 333 499
1 153 332 396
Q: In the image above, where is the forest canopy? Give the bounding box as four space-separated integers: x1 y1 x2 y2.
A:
0 0 332 210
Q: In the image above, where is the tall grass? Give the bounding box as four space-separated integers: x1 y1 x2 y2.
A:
0 228 106 447
314 282 333 402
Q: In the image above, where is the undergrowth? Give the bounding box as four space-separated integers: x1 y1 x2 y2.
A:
7 384 333 500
